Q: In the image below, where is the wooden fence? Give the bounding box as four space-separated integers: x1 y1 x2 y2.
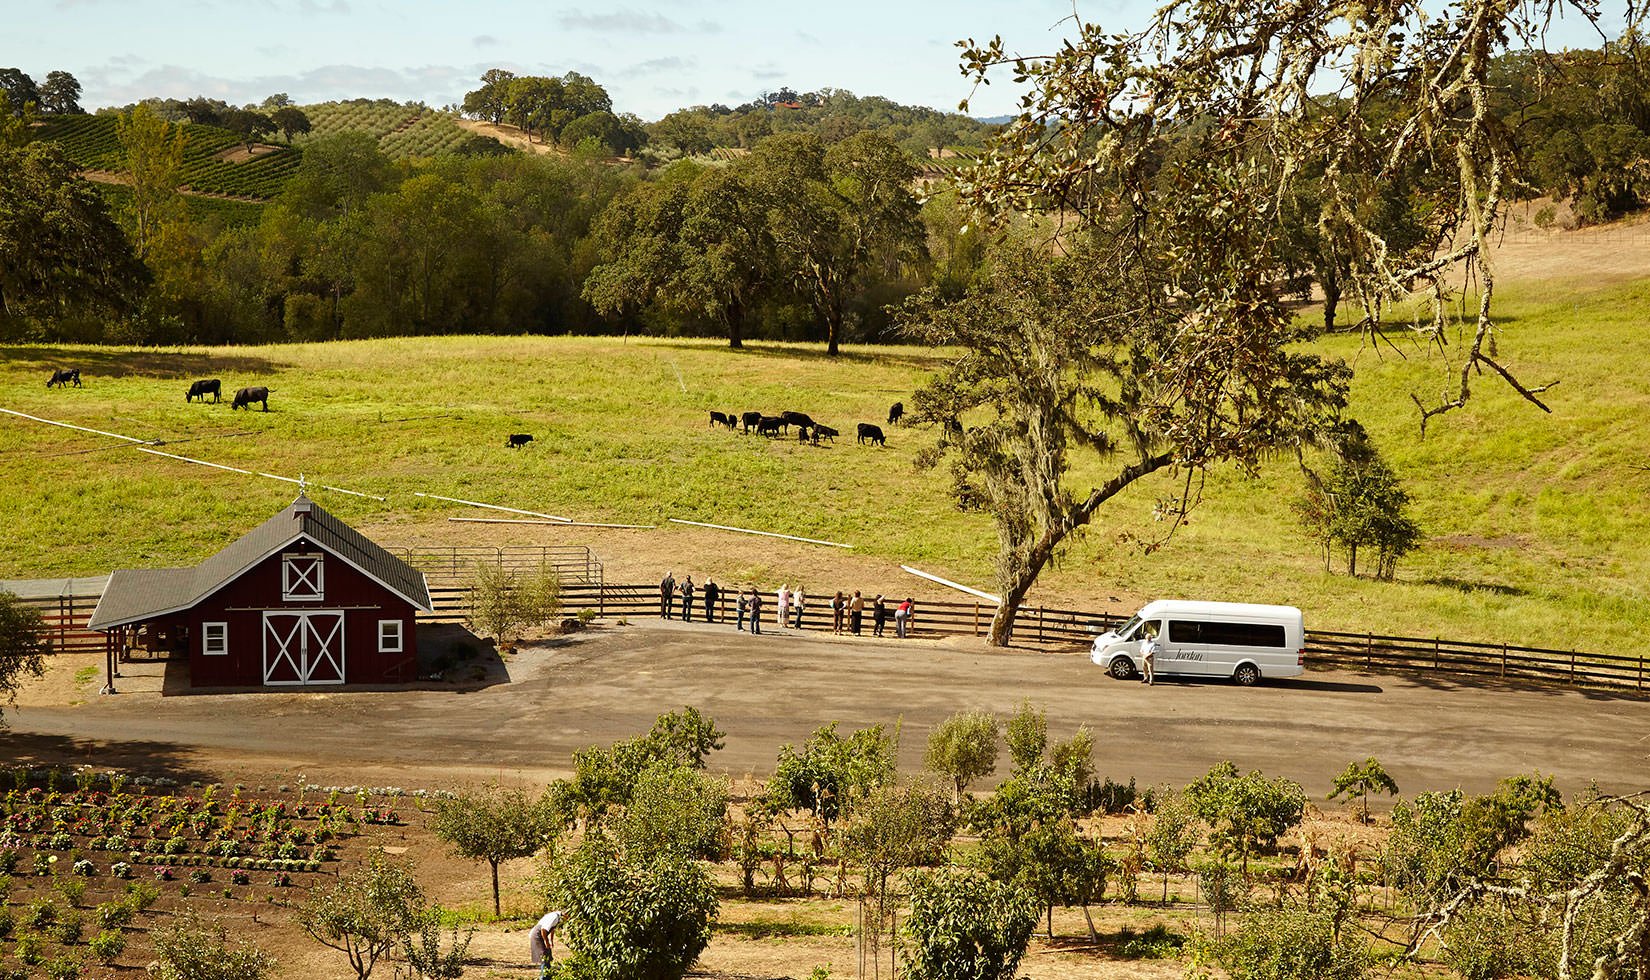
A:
15 580 1650 695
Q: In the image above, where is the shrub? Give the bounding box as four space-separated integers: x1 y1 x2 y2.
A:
14 933 44 966
902 867 1039 980
54 910 84 944
549 834 717 980
32 853 51 875
1213 904 1369 980
110 861 132 879
95 900 133 929
89 929 125 963
125 879 160 910
71 859 95 877
298 858 424 980
151 913 275 980
28 898 59 929
190 868 212 883
44 954 84 980
0 906 11 940
0 849 16 873
231 870 250 885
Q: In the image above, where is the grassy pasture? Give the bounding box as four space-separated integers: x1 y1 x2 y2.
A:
2 275 1647 652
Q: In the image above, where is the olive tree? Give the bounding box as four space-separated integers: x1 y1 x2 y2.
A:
1184 762 1307 876
1146 790 1203 903
298 858 425 980
466 561 560 647
924 710 998 803
1328 758 1399 824
429 782 556 916
842 781 956 966
0 592 48 726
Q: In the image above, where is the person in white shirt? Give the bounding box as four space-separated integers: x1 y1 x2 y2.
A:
1141 626 1158 686
530 909 565 974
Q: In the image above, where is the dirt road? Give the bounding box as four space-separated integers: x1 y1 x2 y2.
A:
6 619 1647 795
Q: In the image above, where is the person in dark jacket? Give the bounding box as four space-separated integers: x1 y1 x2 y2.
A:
680 576 695 621
749 589 764 635
660 572 675 619
872 594 887 637
703 579 720 623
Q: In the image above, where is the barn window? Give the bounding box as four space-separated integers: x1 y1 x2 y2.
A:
378 619 403 654
282 555 325 601
203 622 228 656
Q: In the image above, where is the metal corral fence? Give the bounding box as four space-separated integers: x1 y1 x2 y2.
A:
12 578 1650 695
386 546 603 586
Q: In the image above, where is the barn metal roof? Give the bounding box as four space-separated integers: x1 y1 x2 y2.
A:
87 496 432 629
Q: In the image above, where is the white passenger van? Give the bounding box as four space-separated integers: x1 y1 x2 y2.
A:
1089 600 1305 685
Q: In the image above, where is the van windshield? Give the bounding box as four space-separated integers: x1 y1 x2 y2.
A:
1116 614 1143 640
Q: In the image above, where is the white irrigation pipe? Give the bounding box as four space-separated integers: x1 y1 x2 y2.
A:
667 518 853 549
449 517 656 529
901 565 1002 604
137 448 388 501
414 493 572 523
0 407 155 444
137 447 252 475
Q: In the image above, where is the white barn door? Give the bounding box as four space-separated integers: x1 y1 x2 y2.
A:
263 612 346 686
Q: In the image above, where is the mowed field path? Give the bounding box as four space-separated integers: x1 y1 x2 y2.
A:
8 619 1647 796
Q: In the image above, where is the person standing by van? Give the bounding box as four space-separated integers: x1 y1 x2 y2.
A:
1141 624 1158 685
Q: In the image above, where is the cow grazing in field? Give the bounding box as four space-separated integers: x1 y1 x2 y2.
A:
757 416 784 437
857 423 885 446
710 411 736 429
812 424 838 444
741 411 763 433
230 386 269 411
46 368 81 389
888 401 904 425
781 411 815 431
507 433 534 449
186 379 221 403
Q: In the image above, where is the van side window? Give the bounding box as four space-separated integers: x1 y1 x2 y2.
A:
1169 620 1286 647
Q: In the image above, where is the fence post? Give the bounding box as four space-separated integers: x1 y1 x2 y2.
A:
1639 652 1643 692
599 582 605 619
1366 632 1372 667
1038 607 1044 645
1501 642 1507 679
1434 637 1439 670
973 602 979 637
1571 649 1577 684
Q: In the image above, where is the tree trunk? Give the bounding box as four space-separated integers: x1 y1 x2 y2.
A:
1081 902 1099 943
986 452 1175 647
490 859 501 918
726 296 744 349
1322 277 1342 332
825 305 842 356
1347 542 1358 577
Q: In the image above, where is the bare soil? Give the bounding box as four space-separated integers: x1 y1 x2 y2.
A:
212 143 283 163
455 118 564 157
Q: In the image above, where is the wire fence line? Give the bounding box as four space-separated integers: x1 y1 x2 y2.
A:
14 579 1650 695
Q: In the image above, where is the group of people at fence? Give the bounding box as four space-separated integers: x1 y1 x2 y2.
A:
658 574 915 638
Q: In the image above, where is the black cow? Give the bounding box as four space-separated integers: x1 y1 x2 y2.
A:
888 401 905 425
740 411 763 433
812 424 838 444
709 410 736 429
857 423 885 446
781 411 815 431
757 416 784 437
46 368 81 389
507 433 534 449
231 386 269 411
186 379 221 403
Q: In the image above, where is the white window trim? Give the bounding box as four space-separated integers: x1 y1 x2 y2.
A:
282 555 325 602
378 619 403 654
203 622 228 656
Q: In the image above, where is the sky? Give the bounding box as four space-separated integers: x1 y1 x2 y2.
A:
14 0 1115 120
15 0 1632 122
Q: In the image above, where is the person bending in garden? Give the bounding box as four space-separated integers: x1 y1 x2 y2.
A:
530 908 565 975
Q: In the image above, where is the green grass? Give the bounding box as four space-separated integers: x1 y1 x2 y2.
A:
36 115 300 200
1 274 1647 652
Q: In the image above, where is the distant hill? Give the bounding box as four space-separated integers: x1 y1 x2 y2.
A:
298 99 509 159
973 114 1016 125
35 114 299 201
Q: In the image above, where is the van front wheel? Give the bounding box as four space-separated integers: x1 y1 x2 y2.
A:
1109 657 1138 681
1233 664 1261 686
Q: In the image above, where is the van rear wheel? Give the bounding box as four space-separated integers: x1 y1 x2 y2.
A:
1109 657 1138 681
1233 663 1261 686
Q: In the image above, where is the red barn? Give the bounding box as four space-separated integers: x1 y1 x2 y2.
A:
89 496 432 688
